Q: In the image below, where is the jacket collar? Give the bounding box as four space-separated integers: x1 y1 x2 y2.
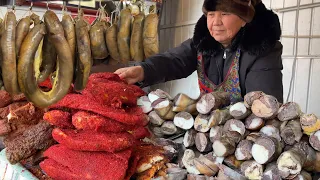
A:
192 3 281 56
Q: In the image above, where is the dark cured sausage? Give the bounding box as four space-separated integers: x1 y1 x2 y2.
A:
1 11 19 95
117 8 132 64
143 13 159 58
74 13 92 91
15 16 31 56
18 10 74 108
130 13 145 62
37 34 56 83
90 8 108 60
61 13 76 63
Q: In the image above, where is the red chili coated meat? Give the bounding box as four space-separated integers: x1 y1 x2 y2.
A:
41 144 131 180
130 126 151 140
52 128 134 153
72 111 135 132
43 110 73 129
49 94 148 126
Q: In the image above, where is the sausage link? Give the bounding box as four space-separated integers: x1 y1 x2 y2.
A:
0 18 3 66
117 8 132 64
106 24 120 64
18 10 74 108
1 11 19 95
90 20 108 60
61 14 76 63
0 18 3 89
74 16 92 91
37 33 57 83
143 13 159 58
15 16 31 56
130 13 145 62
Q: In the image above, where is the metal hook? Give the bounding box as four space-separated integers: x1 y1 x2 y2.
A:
12 0 15 11
139 0 145 13
78 0 81 12
115 1 121 11
62 1 68 13
111 11 115 25
150 5 156 14
46 0 50 10
62 1 66 10
95 7 100 21
104 6 108 17
29 1 33 11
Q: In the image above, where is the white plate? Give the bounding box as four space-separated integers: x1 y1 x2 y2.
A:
0 149 38 180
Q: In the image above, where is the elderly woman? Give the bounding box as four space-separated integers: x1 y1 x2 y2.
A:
115 0 283 103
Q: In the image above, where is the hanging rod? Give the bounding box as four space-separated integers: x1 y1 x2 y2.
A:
273 2 320 13
282 55 320 59
22 1 98 15
282 35 320 38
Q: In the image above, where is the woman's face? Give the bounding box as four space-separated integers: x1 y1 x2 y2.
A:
207 11 246 47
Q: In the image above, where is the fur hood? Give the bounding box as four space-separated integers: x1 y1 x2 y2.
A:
193 2 281 56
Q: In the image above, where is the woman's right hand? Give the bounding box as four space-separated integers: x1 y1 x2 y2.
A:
114 66 145 85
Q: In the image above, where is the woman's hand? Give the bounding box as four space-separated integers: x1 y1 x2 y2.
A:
114 66 145 85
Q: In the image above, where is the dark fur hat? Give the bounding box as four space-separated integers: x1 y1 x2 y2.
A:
202 0 262 22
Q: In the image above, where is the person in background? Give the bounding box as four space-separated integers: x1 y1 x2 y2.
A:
115 0 284 103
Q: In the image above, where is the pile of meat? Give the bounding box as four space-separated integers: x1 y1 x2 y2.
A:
39 72 167 180
0 91 53 179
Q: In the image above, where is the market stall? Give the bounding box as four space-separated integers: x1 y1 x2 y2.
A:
0 0 320 180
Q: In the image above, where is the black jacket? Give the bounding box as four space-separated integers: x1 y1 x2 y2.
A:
140 3 284 102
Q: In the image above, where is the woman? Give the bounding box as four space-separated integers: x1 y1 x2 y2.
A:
115 0 284 103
